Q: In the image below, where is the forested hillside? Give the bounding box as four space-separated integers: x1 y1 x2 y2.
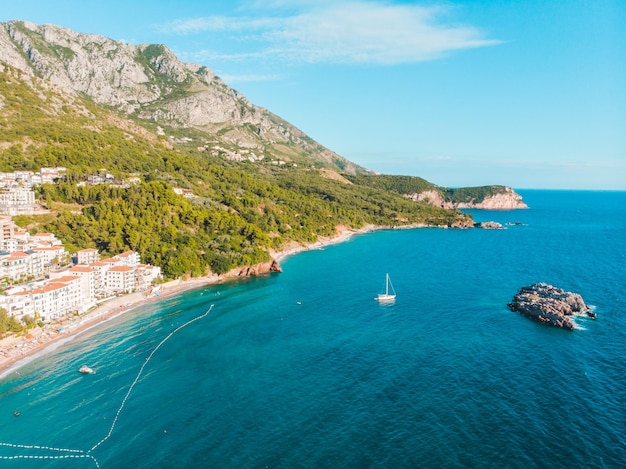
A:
1 65 472 279
346 174 516 205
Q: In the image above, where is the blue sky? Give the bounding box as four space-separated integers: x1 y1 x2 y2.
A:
1 1 624 189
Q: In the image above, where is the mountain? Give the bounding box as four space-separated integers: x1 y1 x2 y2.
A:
0 20 364 174
0 20 524 279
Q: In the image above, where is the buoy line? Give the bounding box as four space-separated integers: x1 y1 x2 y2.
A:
0 304 214 468
89 304 213 453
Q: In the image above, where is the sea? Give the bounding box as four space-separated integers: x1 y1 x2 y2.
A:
0 190 625 468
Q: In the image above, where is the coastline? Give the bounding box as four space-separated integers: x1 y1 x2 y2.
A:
0 275 214 379
0 225 373 378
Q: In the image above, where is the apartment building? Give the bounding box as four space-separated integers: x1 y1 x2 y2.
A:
75 248 100 265
0 216 14 250
114 250 141 267
105 266 136 293
0 187 36 215
2 245 161 323
0 289 35 323
30 276 82 321
67 266 97 306
32 233 62 247
31 245 67 266
135 264 162 292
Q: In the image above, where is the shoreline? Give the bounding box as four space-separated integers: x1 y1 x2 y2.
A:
0 275 215 379
0 225 373 378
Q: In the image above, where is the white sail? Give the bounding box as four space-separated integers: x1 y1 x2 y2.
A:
375 273 396 302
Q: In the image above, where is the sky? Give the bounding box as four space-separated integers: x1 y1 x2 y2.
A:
1 1 624 190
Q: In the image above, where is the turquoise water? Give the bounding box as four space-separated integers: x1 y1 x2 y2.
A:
1 190 625 468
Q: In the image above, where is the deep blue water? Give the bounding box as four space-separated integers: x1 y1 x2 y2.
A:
1 190 625 468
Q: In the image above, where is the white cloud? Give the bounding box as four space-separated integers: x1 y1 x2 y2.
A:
163 1 501 65
219 73 285 83
168 16 280 34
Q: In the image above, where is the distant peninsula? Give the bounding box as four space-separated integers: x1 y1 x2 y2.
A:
407 185 527 210
345 175 527 210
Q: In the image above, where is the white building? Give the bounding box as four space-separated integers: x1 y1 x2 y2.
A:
0 168 65 189
32 233 62 247
76 248 100 265
0 216 14 250
135 264 162 292
100 257 123 267
87 261 110 297
114 251 141 268
31 245 67 266
3 238 18 253
0 290 35 323
13 230 29 242
1 250 47 282
0 251 29 282
0 187 36 215
106 266 136 293
30 276 82 321
67 265 97 306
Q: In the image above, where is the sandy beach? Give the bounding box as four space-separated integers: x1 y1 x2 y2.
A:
0 225 373 378
0 275 216 378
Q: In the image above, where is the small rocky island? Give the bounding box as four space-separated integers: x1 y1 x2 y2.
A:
474 221 504 229
508 283 596 330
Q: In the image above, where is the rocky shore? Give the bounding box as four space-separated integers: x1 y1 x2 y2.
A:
508 282 596 330
474 221 504 229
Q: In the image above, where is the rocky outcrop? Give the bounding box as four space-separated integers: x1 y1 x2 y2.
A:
230 259 282 278
456 187 528 210
448 217 474 229
508 283 596 330
407 190 454 209
474 221 503 229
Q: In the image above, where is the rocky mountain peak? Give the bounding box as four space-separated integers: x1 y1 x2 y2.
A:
0 20 366 174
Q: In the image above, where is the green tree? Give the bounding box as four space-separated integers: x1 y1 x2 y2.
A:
0 308 22 338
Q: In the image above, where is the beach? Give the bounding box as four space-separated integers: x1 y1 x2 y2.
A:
0 275 215 377
0 225 371 377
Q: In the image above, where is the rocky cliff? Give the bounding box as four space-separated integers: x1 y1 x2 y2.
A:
454 187 527 209
407 186 527 210
408 190 455 209
0 20 364 174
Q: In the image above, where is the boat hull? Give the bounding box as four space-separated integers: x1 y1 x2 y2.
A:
375 294 396 302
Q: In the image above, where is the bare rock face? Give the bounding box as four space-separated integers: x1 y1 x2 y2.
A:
508 283 596 330
408 186 527 211
233 260 282 278
0 20 365 174
407 190 454 209
456 187 528 210
3 21 158 109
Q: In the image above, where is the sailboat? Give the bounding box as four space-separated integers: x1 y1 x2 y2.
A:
375 273 396 302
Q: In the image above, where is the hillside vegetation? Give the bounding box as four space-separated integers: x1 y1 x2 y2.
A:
1 66 472 279
346 174 513 205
